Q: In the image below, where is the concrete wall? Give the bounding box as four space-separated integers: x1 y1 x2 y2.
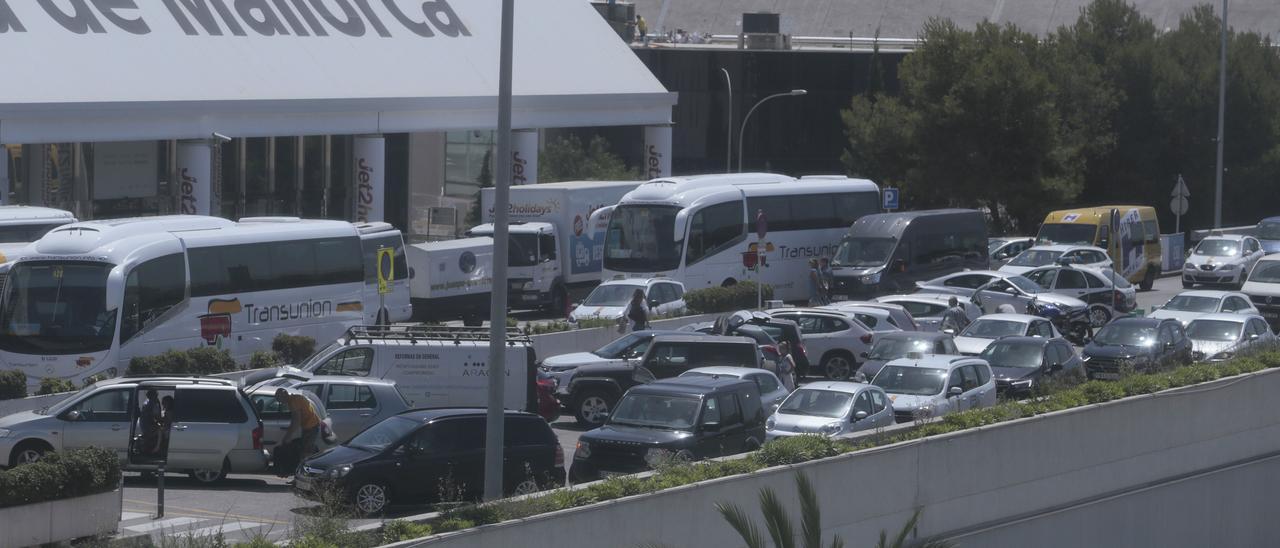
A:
405 368 1280 548
528 314 715 360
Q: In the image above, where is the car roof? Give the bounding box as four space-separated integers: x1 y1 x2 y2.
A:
634 375 754 394
883 354 976 369
992 236 1032 243
1198 234 1248 242
877 293 955 304
985 336 1053 347
102 376 238 389
876 331 953 342
1176 290 1240 299
651 334 756 345
293 376 398 387
1108 317 1167 327
396 408 542 422
936 270 1004 279
796 381 875 394
974 314 1039 323
1188 313 1257 324
599 277 683 288
684 366 768 377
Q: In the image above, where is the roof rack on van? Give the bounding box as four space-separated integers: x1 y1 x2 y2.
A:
344 325 530 346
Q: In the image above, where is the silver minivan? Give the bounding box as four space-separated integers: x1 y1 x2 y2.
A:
0 377 268 483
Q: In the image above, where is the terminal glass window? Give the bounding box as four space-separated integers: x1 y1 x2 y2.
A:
445 131 494 199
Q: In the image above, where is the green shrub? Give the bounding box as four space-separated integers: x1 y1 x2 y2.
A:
0 369 26 400
434 518 475 533
684 281 773 314
272 334 316 365
751 435 844 467
127 348 237 376
1118 373 1169 396
249 351 281 371
187 347 237 375
37 377 77 396
1080 381 1125 404
382 520 433 544
0 447 121 508
1167 364 1221 388
82 373 110 387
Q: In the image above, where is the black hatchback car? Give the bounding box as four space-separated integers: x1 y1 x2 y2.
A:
569 376 766 483
979 336 1084 397
1083 317 1193 380
294 409 564 515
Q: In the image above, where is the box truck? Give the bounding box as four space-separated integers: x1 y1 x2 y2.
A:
406 237 494 326
473 180 643 313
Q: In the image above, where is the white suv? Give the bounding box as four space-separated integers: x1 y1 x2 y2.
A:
870 354 997 423
0 377 267 483
766 308 876 380
1243 254 1280 329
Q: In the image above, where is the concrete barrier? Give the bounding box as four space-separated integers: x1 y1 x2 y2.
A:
0 487 121 547
401 368 1280 547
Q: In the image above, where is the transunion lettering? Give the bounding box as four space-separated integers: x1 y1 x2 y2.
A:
244 299 334 323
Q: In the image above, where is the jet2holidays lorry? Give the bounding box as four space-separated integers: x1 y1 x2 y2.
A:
473 180 643 314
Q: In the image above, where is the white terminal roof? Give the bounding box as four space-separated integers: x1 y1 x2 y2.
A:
0 1 675 143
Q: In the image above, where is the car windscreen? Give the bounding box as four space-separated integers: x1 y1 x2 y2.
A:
872 366 946 396
1007 276 1045 293
778 389 854 419
960 319 1024 339
649 342 757 368
979 341 1044 369
583 284 643 306
1036 223 1097 246
1259 222 1280 241
608 393 700 430
594 332 646 359
1194 238 1240 257
1093 324 1157 346
988 240 1005 254
1162 295 1219 313
1251 261 1280 283
1185 320 1242 342
347 416 418 452
868 337 935 360
1008 250 1062 267
832 237 896 268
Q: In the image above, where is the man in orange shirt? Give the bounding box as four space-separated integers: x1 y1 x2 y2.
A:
276 387 322 459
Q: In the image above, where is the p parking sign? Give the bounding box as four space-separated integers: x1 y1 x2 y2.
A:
882 188 900 211
376 248 394 295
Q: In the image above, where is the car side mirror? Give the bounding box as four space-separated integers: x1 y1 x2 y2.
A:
64 410 82 421
701 422 721 432
1050 363 1063 372
649 299 660 308
948 386 963 397
1249 333 1260 340
859 352 869 359
853 410 868 421
1004 287 1019 295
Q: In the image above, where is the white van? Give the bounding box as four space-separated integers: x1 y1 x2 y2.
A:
295 325 536 412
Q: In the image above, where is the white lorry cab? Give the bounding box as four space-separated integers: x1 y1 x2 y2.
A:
296 325 537 412
406 236 495 325
0 205 77 261
601 174 881 302
474 180 644 314
0 215 413 389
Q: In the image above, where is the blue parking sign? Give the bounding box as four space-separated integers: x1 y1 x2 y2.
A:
882 188 900 211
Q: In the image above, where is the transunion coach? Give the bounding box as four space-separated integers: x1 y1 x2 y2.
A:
600 174 880 301
0 215 411 388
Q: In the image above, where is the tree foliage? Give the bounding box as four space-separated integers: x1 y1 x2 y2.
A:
844 0 1280 232
540 134 639 182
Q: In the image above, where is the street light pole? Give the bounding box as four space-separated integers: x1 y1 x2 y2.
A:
720 68 733 173
738 90 807 173
1213 0 1228 228
484 0 515 502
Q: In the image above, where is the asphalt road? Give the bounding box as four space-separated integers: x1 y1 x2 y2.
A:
109 276 1186 543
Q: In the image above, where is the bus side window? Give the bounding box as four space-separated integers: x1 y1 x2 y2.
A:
121 254 186 343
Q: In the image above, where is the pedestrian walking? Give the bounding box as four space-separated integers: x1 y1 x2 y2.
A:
819 257 834 304
626 288 650 331
636 15 648 45
940 296 971 334
776 341 797 391
807 259 823 306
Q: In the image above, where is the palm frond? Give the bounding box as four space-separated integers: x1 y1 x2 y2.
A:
759 487 797 548
830 535 845 548
889 509 923 548
877 530 889 548
918 539 957 548
717 501 767 548
795 474 822 548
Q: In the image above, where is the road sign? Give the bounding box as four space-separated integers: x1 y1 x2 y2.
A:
1171 175 1190 231
376 247 395 295
1170 195 1189 216
1172 175 1190 198
883 188 900 211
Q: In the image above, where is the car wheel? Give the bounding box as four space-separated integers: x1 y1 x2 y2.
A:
1236 272 1247 290
1140 268 1156 291
189 464 228 484
573 390 614 426
512 479 541 496
353 483 389 516
9 441 50 467
743 438 762 452
822 353 854 380
1088 306 1112 328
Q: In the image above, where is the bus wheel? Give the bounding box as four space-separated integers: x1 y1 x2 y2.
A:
1139 268 1156 291
549 286 569 317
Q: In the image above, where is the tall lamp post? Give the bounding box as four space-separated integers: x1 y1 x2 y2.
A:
1213 0 1228 228
720 68 733 173
738 89 807 173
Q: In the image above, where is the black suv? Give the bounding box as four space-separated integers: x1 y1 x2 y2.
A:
294 409 564 515
569 376 766 483
560 335 760 426
1082 317 1193 379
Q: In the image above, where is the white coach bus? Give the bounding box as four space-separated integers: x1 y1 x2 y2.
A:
0 205 77 260
0 215 411 387
601 174 881 301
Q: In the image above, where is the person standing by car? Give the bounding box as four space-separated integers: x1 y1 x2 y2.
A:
276 387 322 460
808 259 824 306
819 258 834 304
139 389 162 455
627 288 650 331
941 296 971 334
777 341 797 390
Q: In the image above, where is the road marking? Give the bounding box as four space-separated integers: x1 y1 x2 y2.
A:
125 517 202 534
124 499 291 526
184 521 269 538
120 511 150 521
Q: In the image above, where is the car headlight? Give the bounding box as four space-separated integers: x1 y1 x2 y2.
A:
574 441 591 459
1220 264 1239 271
1081 355 1092 362
1010 379 1033 389
1183 263 1196 270
819 421 844 436
1211 351 1234 360
765 415 776 431
0 428 10 438
326 465 352 478
861 272 882 284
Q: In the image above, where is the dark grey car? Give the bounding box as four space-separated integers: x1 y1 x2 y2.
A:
856 331 959 380
978 337 1083 397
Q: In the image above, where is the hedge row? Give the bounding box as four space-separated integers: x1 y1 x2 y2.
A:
127 347 238 376
684 281 773 314
378 348 1280 543
0 370 25 401
0 447 121 509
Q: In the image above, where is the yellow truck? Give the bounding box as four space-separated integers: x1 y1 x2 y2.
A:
1036 206 1162 290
